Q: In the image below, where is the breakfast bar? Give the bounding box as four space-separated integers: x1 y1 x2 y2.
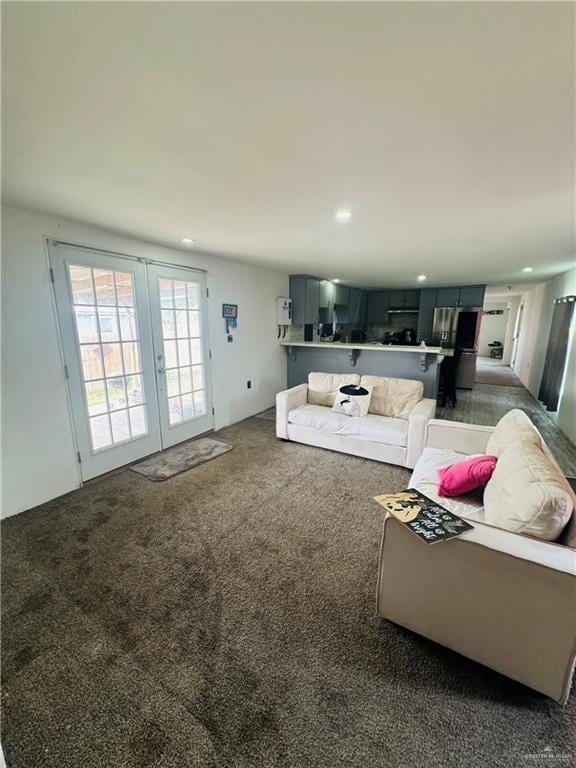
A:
281 341 452 398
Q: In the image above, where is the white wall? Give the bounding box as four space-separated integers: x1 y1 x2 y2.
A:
513 266 576 444
1 206 288 518
477 302 508 357
502 295 521 365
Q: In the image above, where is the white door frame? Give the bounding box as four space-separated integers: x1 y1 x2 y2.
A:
147 263 214 447
49 240 214 480
511 302 524 370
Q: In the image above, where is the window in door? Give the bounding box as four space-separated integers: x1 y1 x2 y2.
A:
68 264 149 450
158 277 207 426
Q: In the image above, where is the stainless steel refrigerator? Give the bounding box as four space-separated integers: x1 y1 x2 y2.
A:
432 307 482 389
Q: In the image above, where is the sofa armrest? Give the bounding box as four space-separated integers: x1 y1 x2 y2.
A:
377 516 576 703
276 384 308 439
459 519 576 575
425 418 494 455
405 398 436 469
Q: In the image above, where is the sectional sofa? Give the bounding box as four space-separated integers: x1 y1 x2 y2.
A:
377 409 576 703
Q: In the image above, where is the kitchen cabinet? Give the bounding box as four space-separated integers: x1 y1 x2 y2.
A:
436 287 461 307
334 284 350 306
417 288 437 342
318 280 334 310
404 289 421 309
342 287 366 325
436 285 485 308
459 285 485 307
290 276 320 325
388 289 421 309
366 291 390 323
318 280 335 324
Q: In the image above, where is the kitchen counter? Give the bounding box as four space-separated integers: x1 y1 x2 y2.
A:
280 341 453 357
281 340 451 398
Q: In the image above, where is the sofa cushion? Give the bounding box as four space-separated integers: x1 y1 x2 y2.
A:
307 372 360 407
288 404 408 446
409 447 486 520
485 409 541 457
483 440 574 541
360 375 423 418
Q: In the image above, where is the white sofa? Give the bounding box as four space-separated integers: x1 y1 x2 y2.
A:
276 372 436 469
377 410 576 703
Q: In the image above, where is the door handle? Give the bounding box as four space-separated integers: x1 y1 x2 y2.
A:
157 367 165 374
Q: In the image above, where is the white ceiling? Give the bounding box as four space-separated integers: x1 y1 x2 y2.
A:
484 282 541 300
2 2 575 287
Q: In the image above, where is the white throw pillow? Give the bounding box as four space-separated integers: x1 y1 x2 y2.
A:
307 372 360 407
332 384 373 417
483 440 573 541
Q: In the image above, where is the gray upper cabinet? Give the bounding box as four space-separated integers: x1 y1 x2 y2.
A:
366 291 390 323
338 287 365 324
290 276 320 325
436 285 485 308
436 287 461 307
459 285 485 307
388 290 404 309
417 288 437 342
334 284 350 306
318 280 335 323
404 289 421 309
388 289 420 309
318 280 334 310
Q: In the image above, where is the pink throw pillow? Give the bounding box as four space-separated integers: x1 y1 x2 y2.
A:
437 455 497 497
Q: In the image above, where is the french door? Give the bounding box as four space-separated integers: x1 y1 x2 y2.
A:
50 243 213 480
147 264 213 447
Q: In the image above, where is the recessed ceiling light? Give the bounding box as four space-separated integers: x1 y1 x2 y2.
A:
522 266 533 273
333 278 341 283
335 210 353 221
417 274 427 282
181 237 196 245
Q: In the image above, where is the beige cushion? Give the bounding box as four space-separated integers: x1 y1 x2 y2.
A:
485 409 541 457
484 441 573 541
307 372 360 407
360 375 423 418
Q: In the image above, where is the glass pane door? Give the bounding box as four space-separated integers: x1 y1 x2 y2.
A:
148 265 213 447
50 244 162 479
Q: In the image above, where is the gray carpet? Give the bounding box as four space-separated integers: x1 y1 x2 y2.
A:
2 416 575 768
130 437 233 481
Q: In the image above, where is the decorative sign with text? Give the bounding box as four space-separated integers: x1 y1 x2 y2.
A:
374 489 473 544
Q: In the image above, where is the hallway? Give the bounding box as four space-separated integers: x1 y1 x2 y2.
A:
474 356 523 387
437 381 576 476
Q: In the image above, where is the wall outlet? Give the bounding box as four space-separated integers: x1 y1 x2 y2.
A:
247 380 252 389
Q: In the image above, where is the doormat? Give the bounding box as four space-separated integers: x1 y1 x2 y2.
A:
130 437 233 481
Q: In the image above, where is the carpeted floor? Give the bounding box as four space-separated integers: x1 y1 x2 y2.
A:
2 416 575 768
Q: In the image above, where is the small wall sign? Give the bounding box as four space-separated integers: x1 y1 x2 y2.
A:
222 304 238 341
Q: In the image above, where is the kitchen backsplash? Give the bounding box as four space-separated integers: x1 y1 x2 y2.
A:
287 312 418 343
362 312 418 341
